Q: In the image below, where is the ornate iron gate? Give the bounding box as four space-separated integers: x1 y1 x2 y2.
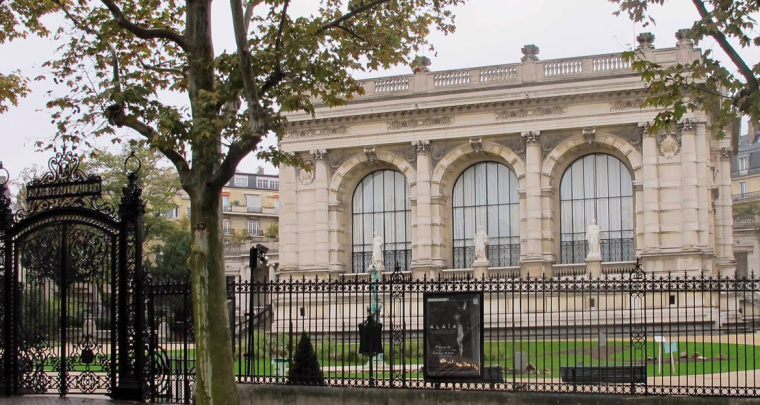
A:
0 151 146 400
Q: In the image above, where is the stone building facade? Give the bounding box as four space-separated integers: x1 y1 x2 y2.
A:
279 32 736 280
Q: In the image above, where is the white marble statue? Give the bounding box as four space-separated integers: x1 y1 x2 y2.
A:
586 218 601 258
474 226 489 261
372 232 384 266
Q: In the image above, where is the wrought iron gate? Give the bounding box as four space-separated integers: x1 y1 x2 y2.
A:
0 151 147 400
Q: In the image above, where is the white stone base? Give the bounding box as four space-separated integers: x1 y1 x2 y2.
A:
473 260 489 278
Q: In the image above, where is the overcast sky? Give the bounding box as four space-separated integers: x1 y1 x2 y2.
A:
1 0 757 187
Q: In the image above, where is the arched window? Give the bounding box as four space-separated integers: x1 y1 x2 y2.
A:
352 170 411 272
559 153 634 263
452 162 520 268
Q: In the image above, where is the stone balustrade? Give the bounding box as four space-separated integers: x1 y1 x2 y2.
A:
349 48 681 101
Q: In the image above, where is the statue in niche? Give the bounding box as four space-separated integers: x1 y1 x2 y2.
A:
372 231 384 269
586 219 601 259
474 226 489 262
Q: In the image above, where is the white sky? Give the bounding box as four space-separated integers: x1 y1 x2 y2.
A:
1 0 757 186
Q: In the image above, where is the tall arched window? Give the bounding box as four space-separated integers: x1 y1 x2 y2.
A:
352 170 411 272
560 153 634 263
453 162 520 268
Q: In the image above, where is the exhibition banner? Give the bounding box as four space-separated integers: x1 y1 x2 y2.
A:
423 292 483 380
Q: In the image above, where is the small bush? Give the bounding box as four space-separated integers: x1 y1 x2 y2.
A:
288 333 324 385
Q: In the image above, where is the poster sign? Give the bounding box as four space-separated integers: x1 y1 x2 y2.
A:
423 292 483 380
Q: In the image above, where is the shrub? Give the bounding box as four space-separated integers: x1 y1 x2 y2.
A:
288 333 324 385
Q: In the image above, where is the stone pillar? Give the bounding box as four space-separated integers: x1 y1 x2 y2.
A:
473 259 489 279
586 257 602 277
675 28 696 64
716 147 736 276
410 140 439 280
521 131 548 277
680 120 699 248
520 44 540 83
278 164 299 271
641 123 661 253
311 149 330 271
695 122 710 247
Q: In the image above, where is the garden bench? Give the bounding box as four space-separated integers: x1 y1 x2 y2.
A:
559 365 646 385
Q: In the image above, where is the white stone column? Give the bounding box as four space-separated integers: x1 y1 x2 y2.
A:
278 164 299 271
411 140 438 279
680 120 699 248
695 122 710 247
311 149 330 271
521 130 546 276
641 123 661 252
716 147 736 274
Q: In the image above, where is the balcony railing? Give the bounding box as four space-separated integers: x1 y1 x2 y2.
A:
734 191 760 202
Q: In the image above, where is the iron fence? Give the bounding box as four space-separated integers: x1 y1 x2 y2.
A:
147 268 760 402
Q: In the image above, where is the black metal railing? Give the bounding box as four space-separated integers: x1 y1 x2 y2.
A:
146 270 760 401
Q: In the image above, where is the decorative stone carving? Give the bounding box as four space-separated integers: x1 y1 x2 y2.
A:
284 125 349 139
521 44 540 62
721 147 733 160
474 226 489 263
328 150 352 170
310 149 327 161
495 106 566 121
679 119 696 132
676 28 693 47
586 219 601 260
609 99 645 111
387 116 453 131
539 132 565 154
412 140 430 153
583 128 596 145
495 136 526 160
411 55 432 75
521 131 541 146
298 165 315 185
470 137 483 153
430 140 460 167
364 147 377 162
637 32 655 49
658 132 681 159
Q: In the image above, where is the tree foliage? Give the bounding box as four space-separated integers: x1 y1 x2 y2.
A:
612 0 759 137
81 145 182 241
2 0 466 403
147 220 191 282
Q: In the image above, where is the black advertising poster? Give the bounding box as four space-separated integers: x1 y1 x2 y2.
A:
423 292 483 380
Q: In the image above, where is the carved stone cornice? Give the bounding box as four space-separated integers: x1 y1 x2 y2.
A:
284 125 349 140
388 116 453 131
496 106 565 121
282 89 651 141
610 98 645 111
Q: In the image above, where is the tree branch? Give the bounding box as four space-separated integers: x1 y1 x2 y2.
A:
138 60 185 76
692 0 760 92
120 115 192 185
316 0 392 35
100 0 188 51
336 24 368 42
208 136 261 191
244 0 265 33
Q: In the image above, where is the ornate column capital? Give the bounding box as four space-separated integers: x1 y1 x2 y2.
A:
412 140 430 154
679 119 698 132
720 147 733 160
638 122 652 134
310 149 328 161
521 130 541 145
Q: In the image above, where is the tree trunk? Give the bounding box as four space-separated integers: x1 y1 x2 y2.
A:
189 190 240 405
